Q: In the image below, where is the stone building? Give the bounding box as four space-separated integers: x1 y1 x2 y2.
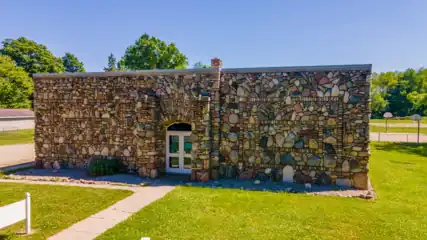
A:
33 59 371 189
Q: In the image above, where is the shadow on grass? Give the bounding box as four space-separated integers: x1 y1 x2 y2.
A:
0 231 31 240
0 162 35 174
389 160 415 165
373 142 427 158
0 233 15 240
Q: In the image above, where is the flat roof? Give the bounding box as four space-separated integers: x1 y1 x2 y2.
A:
33 64 372 79
222 64 372 73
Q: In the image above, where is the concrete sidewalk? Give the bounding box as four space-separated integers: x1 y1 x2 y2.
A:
0 179 174 240
0 143 34 168
370 132 427 142
370 122 427 128
48 185 174 240
0 119 34 130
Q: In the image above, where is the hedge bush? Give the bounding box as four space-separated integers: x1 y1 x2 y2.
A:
87 156 122 176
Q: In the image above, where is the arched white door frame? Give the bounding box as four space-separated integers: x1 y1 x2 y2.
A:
165 130 192 174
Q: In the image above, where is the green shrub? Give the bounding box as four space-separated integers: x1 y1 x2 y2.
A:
87 156 122 176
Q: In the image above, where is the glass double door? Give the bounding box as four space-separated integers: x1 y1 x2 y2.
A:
166 131 192 174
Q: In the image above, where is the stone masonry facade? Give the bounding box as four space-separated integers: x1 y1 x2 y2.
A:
33 59 371 189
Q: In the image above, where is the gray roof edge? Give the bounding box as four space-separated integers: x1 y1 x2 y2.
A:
33 64 373 79
33 68 218 79
222 64 372 73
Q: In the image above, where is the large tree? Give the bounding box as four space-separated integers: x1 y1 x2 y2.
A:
386 70 418 116
0 55 33 108
104 53 118 72
370 72 397 117
62 52 85 72
403 68 427 114
121 33 188 70
117 59 126 71
370 68 427 117
0 37 64 75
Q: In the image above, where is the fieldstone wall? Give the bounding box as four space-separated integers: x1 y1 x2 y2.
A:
34 62 371 189
216 68 371 189
34 71 216 178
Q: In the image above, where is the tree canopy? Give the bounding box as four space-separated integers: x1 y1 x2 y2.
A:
62 52 85 72
104 53 118 72
0 37 64 75
0 55 33 108
121 33 188 70
193 61 210 69
370 68 427 118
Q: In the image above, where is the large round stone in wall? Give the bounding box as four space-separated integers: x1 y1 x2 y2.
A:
229 150 239 163
282 166 294 183
229 114 239 124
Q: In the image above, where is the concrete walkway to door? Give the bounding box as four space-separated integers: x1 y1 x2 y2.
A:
48 185 174 240
0 179 174 240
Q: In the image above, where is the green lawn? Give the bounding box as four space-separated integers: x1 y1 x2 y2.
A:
0 129 34 146
0 183 132 240
370 125 427 134
97 142 427 240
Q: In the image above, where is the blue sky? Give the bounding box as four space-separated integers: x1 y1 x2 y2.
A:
1 0 427 72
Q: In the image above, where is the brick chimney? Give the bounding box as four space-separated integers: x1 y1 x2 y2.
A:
211 58 222 69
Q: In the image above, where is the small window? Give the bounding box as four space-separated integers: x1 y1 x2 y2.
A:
167 123 191 131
